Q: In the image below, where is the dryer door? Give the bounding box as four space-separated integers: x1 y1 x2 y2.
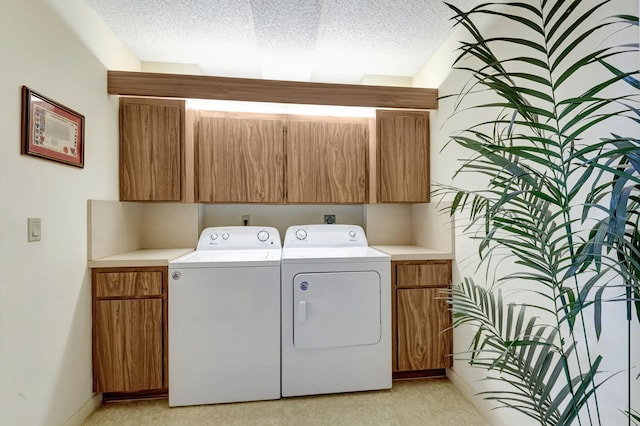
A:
293 271 381 349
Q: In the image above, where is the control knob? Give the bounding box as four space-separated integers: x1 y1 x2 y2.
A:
210 233 219 240
295 229 307 240
222 233 230 240
349 230 357 238
257 230 270 242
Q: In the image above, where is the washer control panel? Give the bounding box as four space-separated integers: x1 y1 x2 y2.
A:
197 226 281 249
284 224 368 248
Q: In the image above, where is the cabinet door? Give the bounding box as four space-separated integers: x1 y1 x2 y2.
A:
397 288 452 371
197 113 285 203
376 110 429 203
287 117 369 203
94 298 164 392
119 98 185 201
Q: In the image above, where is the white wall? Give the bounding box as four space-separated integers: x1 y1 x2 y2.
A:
0 1 138 424
415 0 639 424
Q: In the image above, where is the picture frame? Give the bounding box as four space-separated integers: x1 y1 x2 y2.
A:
21 86 85 168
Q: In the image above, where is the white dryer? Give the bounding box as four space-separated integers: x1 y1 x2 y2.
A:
281 224 391 397
168 226 281 407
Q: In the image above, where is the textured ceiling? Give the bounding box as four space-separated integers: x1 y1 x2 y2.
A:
85 0 480 84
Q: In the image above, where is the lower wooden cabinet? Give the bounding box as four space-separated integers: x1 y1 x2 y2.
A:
392 260 452 375
92 267 167 394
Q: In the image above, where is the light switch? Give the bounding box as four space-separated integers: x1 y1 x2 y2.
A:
28 217 41 242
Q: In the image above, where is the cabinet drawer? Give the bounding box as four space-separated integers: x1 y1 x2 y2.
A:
95 271 163 298
396 262 450 288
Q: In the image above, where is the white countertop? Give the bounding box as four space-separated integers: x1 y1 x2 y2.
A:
371 245 454 261
88 245 452 267
88 248 194 268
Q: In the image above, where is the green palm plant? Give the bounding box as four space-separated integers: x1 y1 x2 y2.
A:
437 1 639 424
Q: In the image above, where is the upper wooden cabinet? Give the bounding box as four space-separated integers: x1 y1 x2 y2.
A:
196 112 285 203
286 116 369 204
376 110 430 203
119 97 194 202
118 99 430 205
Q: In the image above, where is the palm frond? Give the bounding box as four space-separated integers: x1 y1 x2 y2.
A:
441 0 639 423
450 280 603 424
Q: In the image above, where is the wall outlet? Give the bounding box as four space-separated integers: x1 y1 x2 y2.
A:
242 215 250 226
324 214 336 224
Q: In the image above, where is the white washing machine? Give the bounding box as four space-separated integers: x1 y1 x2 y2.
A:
168 226 281 407
281 224 391 397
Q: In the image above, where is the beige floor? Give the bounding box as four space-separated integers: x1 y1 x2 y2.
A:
83 378 489 426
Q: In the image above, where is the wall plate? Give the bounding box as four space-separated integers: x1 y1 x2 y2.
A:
28 217 41 242
324 215 336 224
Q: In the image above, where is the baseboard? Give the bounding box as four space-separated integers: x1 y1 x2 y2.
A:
63 393 102 426
446 368 496 425
446 368 475 398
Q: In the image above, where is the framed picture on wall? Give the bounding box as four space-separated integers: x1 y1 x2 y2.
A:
21 86 85 168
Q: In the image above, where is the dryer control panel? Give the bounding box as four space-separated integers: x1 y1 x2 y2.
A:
197 226 281 249
283 224 368 248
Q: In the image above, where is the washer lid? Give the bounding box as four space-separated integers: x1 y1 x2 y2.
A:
281 246 390 263
170 248 282 268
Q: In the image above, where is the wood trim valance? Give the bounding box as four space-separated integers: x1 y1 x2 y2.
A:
107 71 438 110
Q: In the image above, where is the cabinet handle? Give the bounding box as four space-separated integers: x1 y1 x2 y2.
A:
298 301 307 323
